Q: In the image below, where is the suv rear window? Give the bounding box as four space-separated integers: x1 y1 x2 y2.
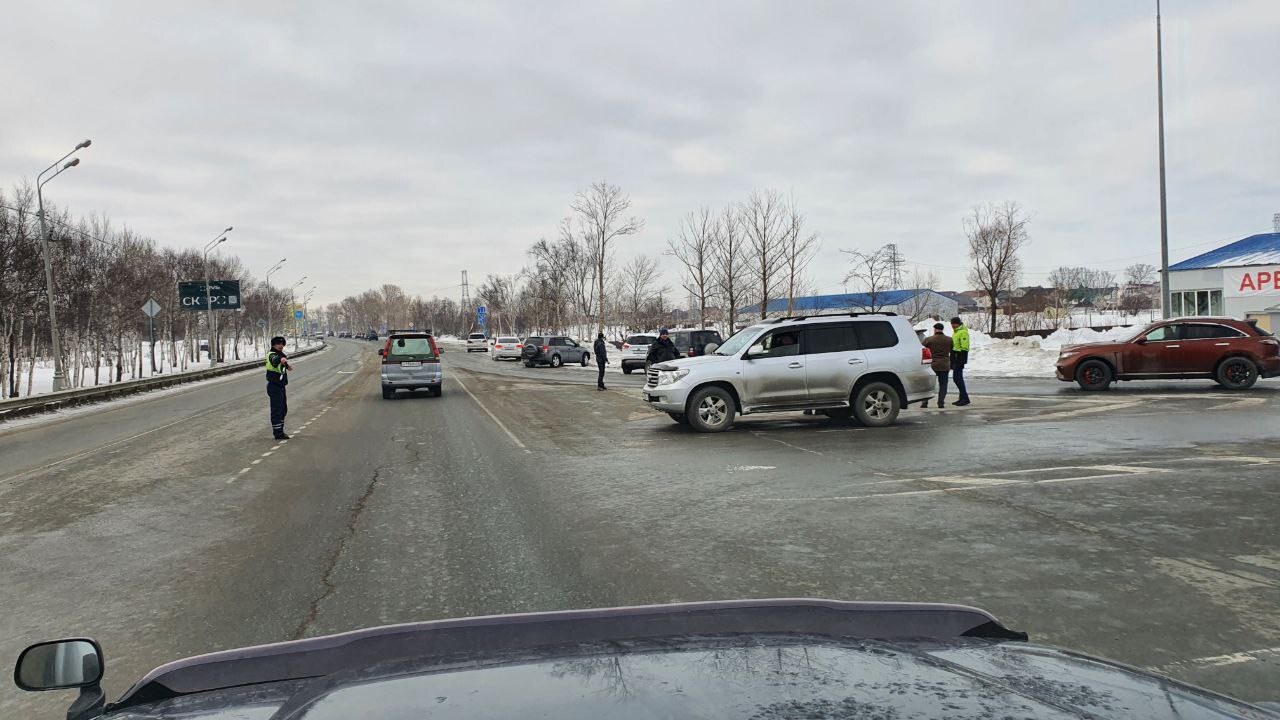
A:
386 336 437 359
468 333 486 339
1247 320 1273 337
625 335 654 345
855 321 899 349
497 337 519 343
526 337 545 345
1182 324 1245 340
805 324 858 354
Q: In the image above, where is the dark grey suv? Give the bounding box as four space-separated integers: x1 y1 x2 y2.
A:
522 335 591 367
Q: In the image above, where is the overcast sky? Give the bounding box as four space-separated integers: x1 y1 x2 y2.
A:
3 1 1277 308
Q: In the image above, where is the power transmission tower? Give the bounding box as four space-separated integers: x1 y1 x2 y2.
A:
460 270 472 328
885 243 905 289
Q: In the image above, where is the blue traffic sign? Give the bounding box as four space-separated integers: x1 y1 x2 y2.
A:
294 309 304 319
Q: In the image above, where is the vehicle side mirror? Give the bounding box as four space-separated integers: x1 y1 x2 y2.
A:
16 639 103 691
377 349 384 356
1134 337 1147 345
704 343 720 354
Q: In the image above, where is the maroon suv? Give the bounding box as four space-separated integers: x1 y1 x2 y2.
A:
1055 317 1280 390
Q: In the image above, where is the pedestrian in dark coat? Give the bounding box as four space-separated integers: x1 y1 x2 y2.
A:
921 323 953 408
593 332 608 390
645 327 680 367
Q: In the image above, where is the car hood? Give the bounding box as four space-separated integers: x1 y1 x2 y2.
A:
97 600 1276 720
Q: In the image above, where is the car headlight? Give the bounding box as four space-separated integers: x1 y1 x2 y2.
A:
1058 351 1076 359
656 368 690 386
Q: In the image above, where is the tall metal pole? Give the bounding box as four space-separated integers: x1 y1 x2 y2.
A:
35 185 67 391
34 140 91 392
1157 0 1171 318
202 231 228 366
264 258 285 348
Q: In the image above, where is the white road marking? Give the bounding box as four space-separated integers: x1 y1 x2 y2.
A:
751 432 823 455
1158 646 1280 671
251 459 262 465
996 400 1144 423
1205 398 1266 411
926 476 1022 486
730 465 777 472
336 371 356 374
238 468 251 474
453 375 529 452
261 451 274 457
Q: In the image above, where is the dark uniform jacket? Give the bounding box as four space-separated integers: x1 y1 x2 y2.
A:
646 337 680 365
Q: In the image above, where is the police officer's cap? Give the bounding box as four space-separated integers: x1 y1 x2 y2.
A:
271 336 287 346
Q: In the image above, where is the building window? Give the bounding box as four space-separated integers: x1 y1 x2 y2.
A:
1172 289 1222 317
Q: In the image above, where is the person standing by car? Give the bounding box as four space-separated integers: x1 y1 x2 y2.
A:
593 332 609 391
265 336 293 439
949 317 971 406
921 323 953 408
645 327 681 370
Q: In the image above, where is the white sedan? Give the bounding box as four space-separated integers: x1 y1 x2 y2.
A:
490 336 524 360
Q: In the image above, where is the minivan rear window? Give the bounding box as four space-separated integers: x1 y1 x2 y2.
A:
387 336 437 359
525 337 545 345
625 335 654 345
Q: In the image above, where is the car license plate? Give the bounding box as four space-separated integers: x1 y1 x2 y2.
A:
401 361 422 368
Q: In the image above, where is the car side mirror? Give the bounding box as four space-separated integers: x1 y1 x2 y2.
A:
16 639 103 691
377 349 384 356
1134 337 1147 345
704 343 720 354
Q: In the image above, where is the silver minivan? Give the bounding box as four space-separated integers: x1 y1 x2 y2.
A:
380 333 443 398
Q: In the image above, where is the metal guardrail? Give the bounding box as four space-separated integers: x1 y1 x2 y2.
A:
0 342 325 423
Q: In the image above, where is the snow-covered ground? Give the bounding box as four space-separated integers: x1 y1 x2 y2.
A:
917 320 1141 378
3 337 321 399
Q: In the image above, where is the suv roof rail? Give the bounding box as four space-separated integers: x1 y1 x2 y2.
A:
761 311 898 324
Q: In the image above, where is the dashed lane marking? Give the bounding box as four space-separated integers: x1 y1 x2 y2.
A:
238 467 251 474
251 459 262 465
261 451 274 457
1206 398 1267 411
751 432 824 456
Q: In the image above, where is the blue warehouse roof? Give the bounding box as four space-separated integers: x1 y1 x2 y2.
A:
1170 232 1280 270
738 289 939 316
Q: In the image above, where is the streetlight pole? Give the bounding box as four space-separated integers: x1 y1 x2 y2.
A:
303 287 316 338
264 258 286 346
202 227 232 366
36 139 91 392
289 278 307 347
1156 0 1171 318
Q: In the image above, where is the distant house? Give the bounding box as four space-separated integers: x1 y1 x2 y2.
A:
939 291 978 310
737 289 959 321
1010 286 1054 314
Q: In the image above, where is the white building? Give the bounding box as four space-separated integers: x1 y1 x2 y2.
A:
1169 232 1280 331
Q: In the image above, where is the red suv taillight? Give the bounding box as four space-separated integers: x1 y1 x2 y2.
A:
922 347 932 364
542 345 549 353
495 344 503 349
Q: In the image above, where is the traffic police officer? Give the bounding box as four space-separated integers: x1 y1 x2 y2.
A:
266 336 292 439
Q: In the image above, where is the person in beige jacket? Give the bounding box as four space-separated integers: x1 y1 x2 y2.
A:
921 323 953 408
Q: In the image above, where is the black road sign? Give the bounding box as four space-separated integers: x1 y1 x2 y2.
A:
179 280 242 310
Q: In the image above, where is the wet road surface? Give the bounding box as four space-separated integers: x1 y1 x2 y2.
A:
2 338 1278 716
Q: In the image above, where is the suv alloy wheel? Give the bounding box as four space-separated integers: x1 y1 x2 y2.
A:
1216 357 1258 390
686 386 736 432
853 382 899 427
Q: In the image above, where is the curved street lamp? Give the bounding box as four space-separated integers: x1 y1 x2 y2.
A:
263 258 286 338
202 227 233 366
36 139 92 392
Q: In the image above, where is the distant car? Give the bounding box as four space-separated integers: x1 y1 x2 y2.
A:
668 328 724 359
466 332 489 352
619 333 658 374
366 332 379 341
522 335 590 367
490 335 523 361
1055 317 1280 391
379 332 442 398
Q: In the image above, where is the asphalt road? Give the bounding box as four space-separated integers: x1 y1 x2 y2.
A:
2 338 1278 717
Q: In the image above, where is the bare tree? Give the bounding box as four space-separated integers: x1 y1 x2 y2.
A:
739 189 789 319
571 182 644 334
621 254 664 331
841 245 895 311
711 204 749 334
1120 262 1158 316
965 202 1030 334
666 207 717 329
780 199 820 315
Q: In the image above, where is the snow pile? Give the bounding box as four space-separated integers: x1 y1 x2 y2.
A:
1039 326 1136 351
